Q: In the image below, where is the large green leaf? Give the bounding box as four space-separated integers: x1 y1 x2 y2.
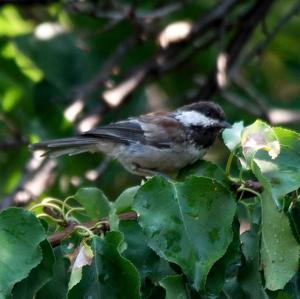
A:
12 239 55 299
73 187 110 220
133 176 236 290
68 231 141 299
261 191 299 291
0 208 46 298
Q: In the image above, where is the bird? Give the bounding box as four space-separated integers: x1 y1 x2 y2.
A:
29 101 230 176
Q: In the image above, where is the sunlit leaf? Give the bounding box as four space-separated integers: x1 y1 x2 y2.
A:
251 127 300 205
223 121 244 151
241 120 280 162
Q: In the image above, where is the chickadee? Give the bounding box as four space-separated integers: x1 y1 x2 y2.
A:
30 101 230 176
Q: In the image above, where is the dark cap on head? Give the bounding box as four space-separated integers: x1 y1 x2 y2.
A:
179 101 226 122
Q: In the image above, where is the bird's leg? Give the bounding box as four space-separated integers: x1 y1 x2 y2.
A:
131 163 171 180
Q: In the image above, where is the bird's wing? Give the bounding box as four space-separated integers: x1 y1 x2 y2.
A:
138 112 186 148
81 119 146 144
82 112 186 148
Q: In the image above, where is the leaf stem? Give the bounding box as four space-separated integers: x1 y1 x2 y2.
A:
238 186 261 199
30 202 63 214
36 213 64 224
73 225 95 238
65 207 85 221
225 151 235 178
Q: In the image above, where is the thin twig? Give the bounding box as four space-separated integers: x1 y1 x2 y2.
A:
198 0 276 99
0 138 28 150
0 158 57 210
73 36 138 103
48 211 138 246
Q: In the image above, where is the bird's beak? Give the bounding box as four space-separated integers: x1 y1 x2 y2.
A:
218 121 232 129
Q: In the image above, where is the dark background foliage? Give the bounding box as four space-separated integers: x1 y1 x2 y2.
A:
0 0 299 209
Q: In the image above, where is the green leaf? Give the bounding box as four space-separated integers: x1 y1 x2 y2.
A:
206 218 241 296
238 225 268 298
159 275 187 299
222 121 244 151
73 187 110 220
261 191 299 291
274 127 300 153
0 208 46 298
12 240 55 299
178 160 227 186
109 186 139 231
133 176 236 290
68 231 141 299
113 186 140 214
36 247 70 299
119 220 174 282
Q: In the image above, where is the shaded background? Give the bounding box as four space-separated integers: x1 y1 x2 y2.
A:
0 0 299 208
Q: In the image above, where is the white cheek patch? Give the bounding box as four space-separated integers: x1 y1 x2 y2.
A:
175 110 217 127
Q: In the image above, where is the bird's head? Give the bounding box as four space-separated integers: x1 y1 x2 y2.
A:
176 101 231 129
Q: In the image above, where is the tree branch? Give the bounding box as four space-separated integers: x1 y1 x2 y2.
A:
239 0 300 68
100 0 241 107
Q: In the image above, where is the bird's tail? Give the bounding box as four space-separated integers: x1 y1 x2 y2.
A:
29 137 100 158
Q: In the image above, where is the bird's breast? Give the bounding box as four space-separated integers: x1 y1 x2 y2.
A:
116 142 205 173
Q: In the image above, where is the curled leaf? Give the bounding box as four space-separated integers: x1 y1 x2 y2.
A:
68 243 94 290
241 120 280 162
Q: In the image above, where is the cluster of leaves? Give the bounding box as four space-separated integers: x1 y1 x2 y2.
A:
1 120 300 299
